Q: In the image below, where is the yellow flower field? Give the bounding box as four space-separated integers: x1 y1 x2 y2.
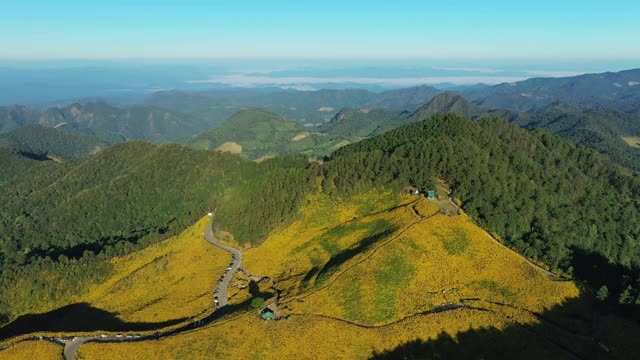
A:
1 340 62 360
5 189 634 359
81 216 229 323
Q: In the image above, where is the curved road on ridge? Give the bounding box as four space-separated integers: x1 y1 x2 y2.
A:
60 216 242 360
204 217 243 307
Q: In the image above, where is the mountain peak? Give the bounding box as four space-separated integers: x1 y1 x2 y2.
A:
409 92 477 120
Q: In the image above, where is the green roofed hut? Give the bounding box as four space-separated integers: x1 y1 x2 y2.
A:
260 308 276 320
428 190 436 199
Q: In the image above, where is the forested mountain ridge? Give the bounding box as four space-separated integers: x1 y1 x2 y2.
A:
0 141 311 326
327 114 640 304
0 105 41 133
462 68 640 112
182 107 406 160
179 90 640 170
146 85 443 126
181 109 310 158
321 107 403 139
406 92 640 171
0 124 113 160
0 101 206 143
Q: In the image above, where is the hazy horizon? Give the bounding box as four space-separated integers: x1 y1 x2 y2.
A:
2 1 639 105
1 58 638 106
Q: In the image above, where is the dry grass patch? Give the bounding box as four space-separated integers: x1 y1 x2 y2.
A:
622 136 640 148
291 132 310 142
216 141 242 154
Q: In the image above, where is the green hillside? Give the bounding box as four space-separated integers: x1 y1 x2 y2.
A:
183 107 407 160
0 101 207 143
322 108 403 139
182 109 318 159
0 105 41 133
0 142 311 326
183 91 640 172
41 102 206 142
147 86 443 126
406 92 640 171
0 124 113 160
328 114 640 303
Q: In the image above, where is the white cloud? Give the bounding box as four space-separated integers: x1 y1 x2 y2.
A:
525 70 586 77
431 66 502 74
185 74 529 87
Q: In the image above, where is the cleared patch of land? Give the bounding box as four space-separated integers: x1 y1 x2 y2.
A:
291 132 310 142
622 136 640 148
216 141 243 154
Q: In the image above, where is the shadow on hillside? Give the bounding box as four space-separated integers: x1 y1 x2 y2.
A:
570 248 640 319
249 279 275 298
158 297 258 339
0 303 187 341
370 251 640 360
571 248 632 292
370 294 640 360
28 231 149 262
314 227 398 283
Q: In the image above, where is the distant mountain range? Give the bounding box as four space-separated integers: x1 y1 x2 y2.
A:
462 68 640 112
0 125 113 160
146 85 442 126
180 109 326 159
180 89 640 171
409 92 640 170
0 101 205 143
2 68 639 167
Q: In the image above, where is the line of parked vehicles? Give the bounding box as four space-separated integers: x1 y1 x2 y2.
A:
213 254 237 307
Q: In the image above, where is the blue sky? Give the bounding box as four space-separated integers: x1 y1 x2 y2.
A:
1 0 639 60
